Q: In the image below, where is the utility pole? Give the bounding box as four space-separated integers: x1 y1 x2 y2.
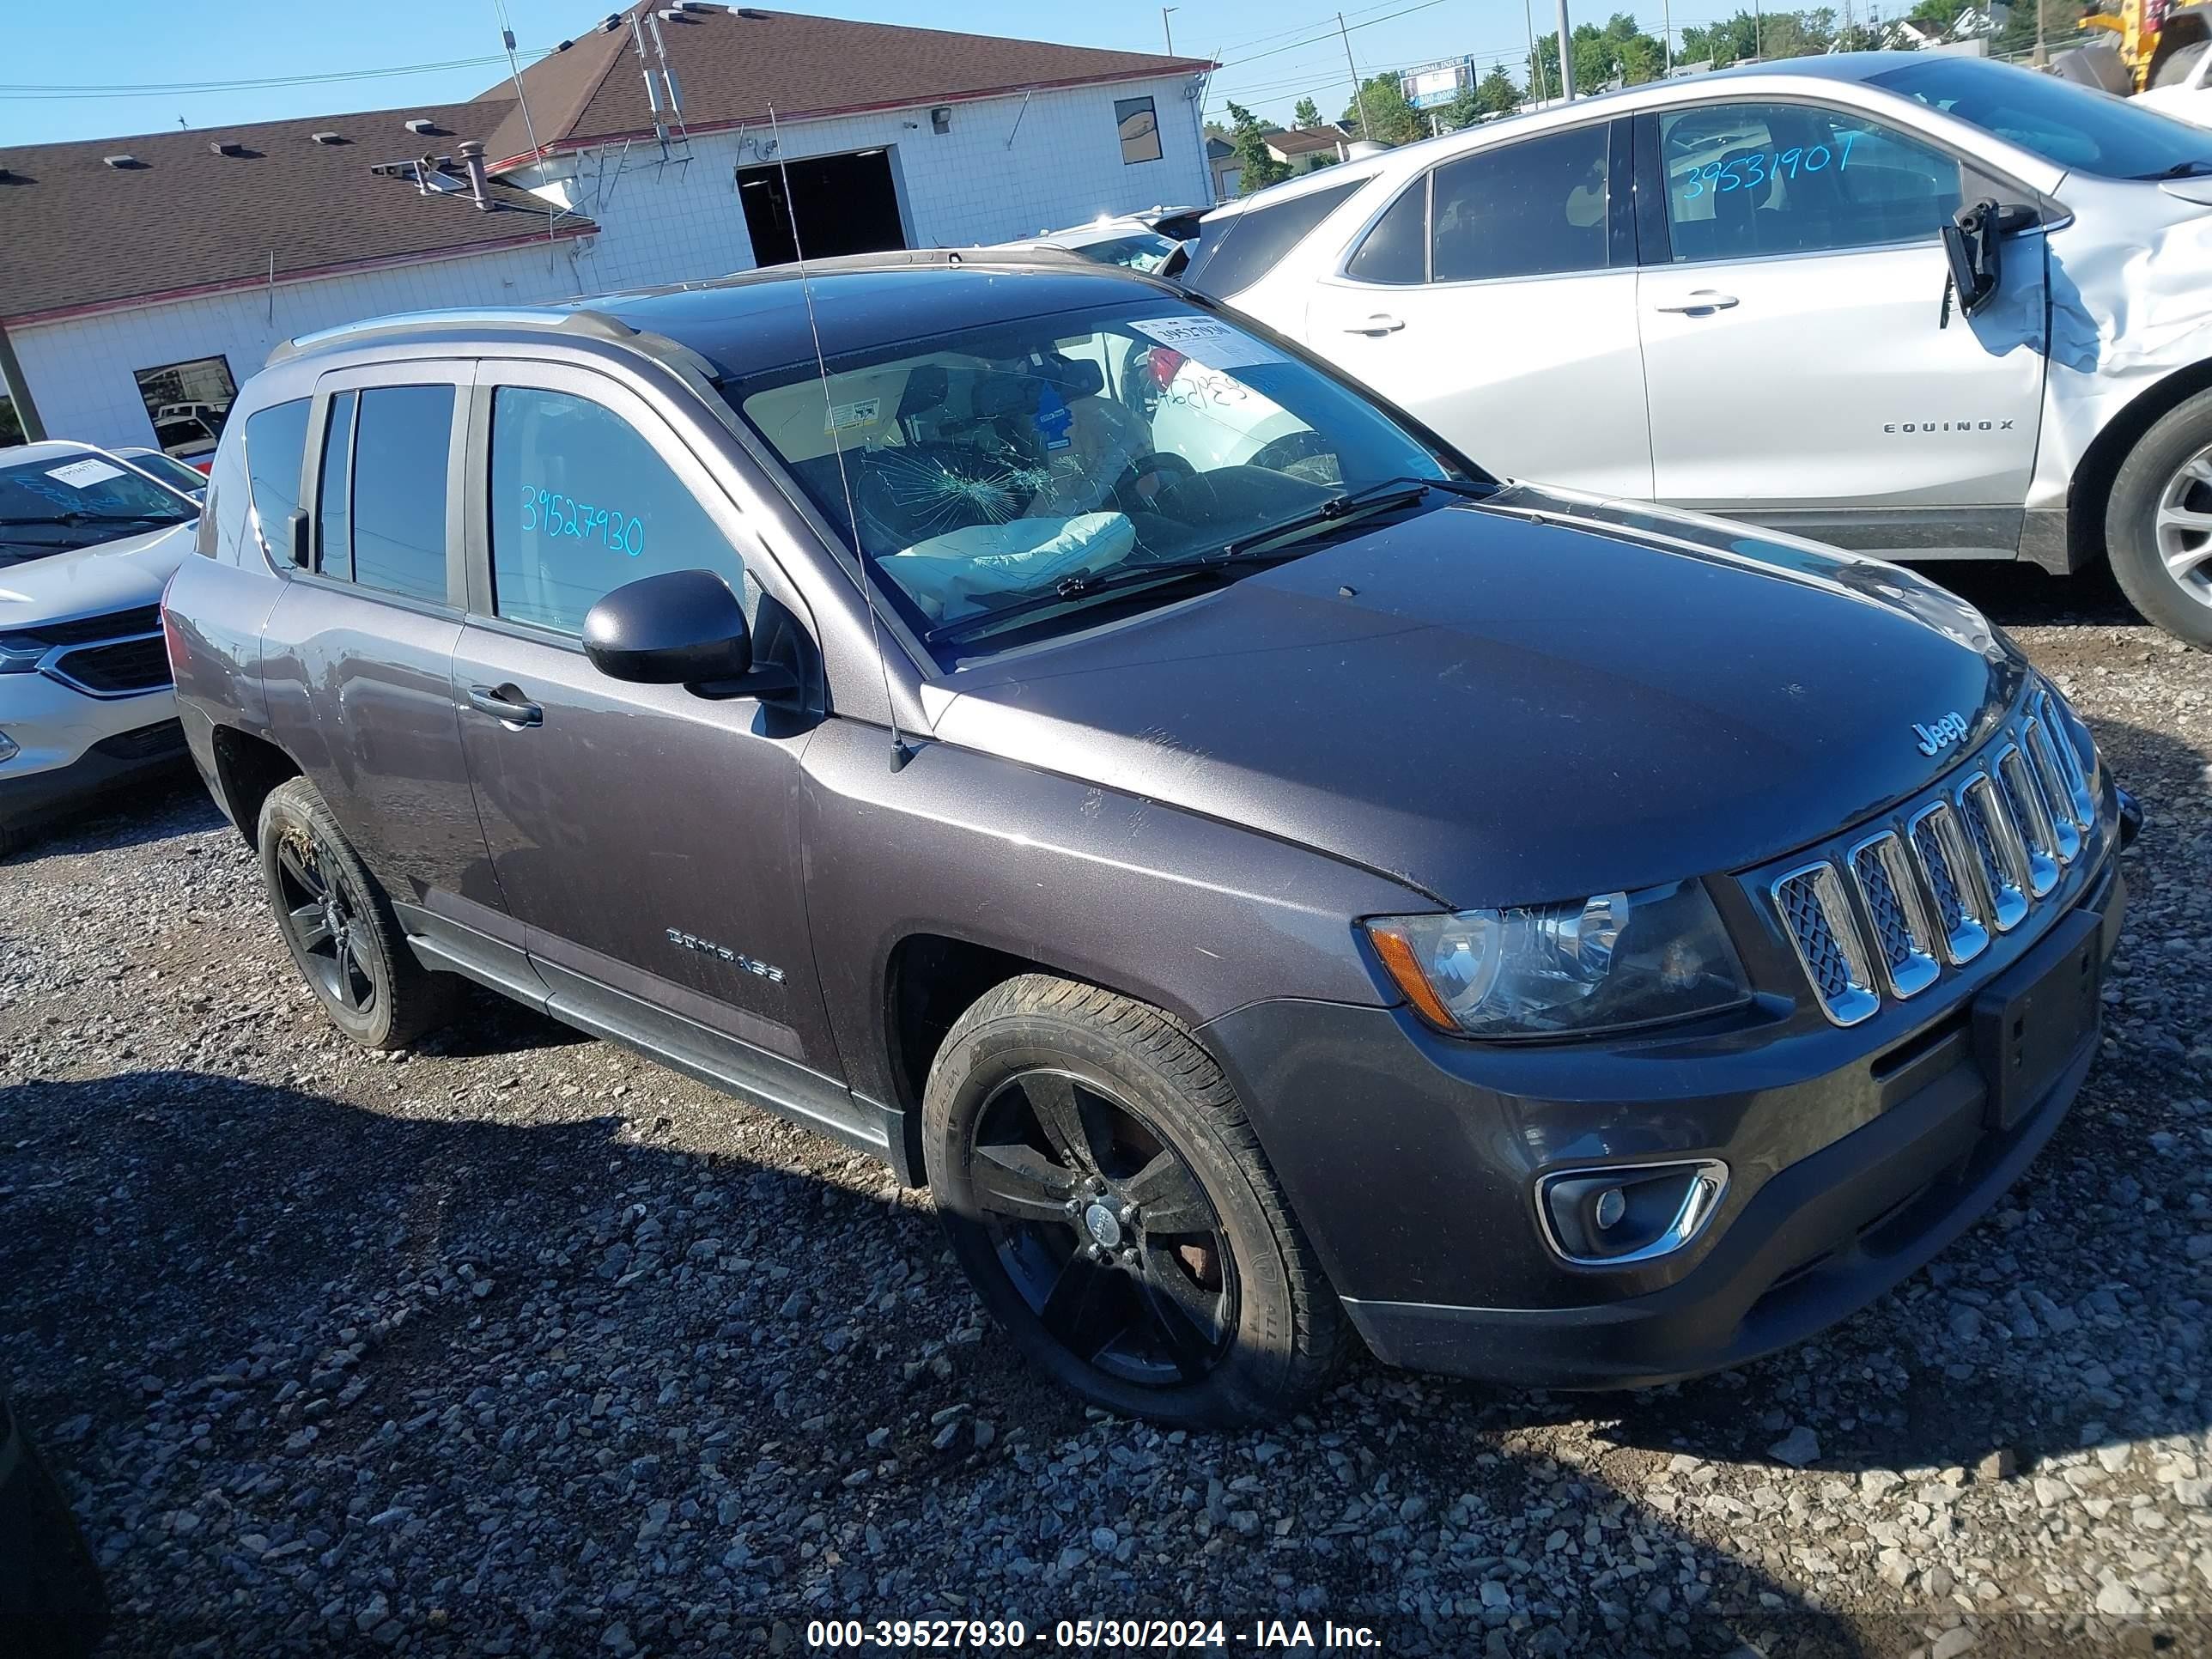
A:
1753 0 1764 59
1162 6 1177 55
1524 0 1549 100
2033 0 2048 64
1556 0 1575 98
1664 0 1673 74
1338 14 1373 137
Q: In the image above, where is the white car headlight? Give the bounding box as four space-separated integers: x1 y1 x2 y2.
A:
0 728 18 764
1366 879 1750 1039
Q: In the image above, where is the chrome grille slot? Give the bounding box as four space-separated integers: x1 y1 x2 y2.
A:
2032 690 2096 828
1906 801 1991 966
1847 831 1940 998
1995 744 2060 898
1772 861 1881 1026
2022 717 2083 862
1958 773 2030 933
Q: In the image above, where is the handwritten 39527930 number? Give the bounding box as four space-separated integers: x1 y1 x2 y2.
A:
1678 130 1860 199
520 484 645 557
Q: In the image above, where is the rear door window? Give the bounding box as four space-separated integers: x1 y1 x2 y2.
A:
1428 125 1612 283
242 398 310 565
487 386 749 635
1182 179 1369 297
343 386 455 604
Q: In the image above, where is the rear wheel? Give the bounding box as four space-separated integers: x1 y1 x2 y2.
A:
922 974 1346 1425
2105 388 2212 647
257 777 459 1049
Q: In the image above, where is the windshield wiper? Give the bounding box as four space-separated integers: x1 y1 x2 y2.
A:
2140 158 2212 179
1218 473 1493 559
0 511 187 528
925 546 1313 645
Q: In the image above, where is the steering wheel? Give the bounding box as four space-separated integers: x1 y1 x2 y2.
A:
1111 452 1198 520
1247 431 1340 483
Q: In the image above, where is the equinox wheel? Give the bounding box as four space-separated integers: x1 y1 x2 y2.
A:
922 975 1346 1425
2106 388 2212 647
257 778 458 1050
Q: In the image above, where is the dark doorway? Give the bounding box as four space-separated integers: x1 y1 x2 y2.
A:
737 148 906 268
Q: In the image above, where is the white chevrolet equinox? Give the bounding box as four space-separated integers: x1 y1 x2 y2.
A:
0 442 199 854
1185 52 2212 646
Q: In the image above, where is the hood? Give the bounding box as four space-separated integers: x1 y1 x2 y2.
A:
928 485 2023 907
0 523 196 631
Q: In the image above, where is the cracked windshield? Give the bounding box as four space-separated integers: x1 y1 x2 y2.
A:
730 301 1466 653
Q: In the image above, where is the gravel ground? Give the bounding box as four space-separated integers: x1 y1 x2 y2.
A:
3 562 2208 1659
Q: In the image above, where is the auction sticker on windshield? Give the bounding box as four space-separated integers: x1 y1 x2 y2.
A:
47 459 125 489
1128 316 1289 371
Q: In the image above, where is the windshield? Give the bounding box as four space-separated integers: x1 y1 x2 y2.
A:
0 453 197 567
1871 55 2212 179
1060 231 1185 273
724 299 1474 661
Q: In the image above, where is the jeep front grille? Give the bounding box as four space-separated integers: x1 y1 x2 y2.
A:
1766 690 2100 1027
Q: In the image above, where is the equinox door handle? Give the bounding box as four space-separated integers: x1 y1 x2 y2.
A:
1652 290 1740 313
466 684 543 726
1344 313 1406 335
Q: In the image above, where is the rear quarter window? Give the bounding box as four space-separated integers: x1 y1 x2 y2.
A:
1183 179 1370 298
241 398 310 568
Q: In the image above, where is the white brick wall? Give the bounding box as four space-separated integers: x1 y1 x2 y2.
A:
15 239 598 453
13 72 1211 453
522 74 1213 295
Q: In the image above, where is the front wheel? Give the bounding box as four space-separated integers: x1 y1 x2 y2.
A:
2104 388 2212 647
922 975 1347 1425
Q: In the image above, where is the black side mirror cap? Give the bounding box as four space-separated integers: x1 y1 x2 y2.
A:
583 568 793 701
1942 198 2004 318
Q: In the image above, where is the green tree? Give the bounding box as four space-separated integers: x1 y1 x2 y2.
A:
1293 95 1322 126
0 395 21 447
1226 100 1292 190
1476 65 1523 114
1340 72 1425 146
1533 15 1667 92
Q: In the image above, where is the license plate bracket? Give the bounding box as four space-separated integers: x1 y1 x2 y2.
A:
1972 908 2103 1132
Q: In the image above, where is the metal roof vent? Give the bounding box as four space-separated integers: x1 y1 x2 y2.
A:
210 140 247 157
677 1 714 10
310 131 346 145
599 12 623 30
404 118 438 135
102 154 143 169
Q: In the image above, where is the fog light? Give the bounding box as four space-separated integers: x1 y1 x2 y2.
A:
0 729 17 764
1538 1159 1728 1267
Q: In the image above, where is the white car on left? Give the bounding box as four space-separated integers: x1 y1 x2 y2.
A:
0 441 201 854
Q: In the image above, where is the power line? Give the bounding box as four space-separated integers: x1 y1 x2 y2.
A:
1212 0 1423 55
0 51 547 100
1217 0 1458 68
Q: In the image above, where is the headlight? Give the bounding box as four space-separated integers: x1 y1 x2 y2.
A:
1365 879 1749 1039
0 729 18 764
0 638 40 675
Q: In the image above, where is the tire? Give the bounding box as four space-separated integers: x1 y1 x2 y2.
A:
257 777 459 1050
922 974 1347 1425
2104 387 2212 647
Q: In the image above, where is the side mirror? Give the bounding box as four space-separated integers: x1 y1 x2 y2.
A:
581 568 796 701
1941 198 2011 319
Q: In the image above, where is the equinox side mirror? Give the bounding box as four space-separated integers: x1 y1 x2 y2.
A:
582 568 796 701
1941 198 2035 319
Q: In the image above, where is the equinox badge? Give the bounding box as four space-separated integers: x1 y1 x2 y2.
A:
1913 711 1970 757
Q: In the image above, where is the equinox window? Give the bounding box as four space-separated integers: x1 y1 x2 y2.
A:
488 387 748 635
1655 103 1962 264
1428 126 1611 283
339 385 454 605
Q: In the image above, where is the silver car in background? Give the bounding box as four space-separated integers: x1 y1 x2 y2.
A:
1186 53 2212 646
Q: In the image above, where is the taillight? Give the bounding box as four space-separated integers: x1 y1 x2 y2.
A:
192 459 213 475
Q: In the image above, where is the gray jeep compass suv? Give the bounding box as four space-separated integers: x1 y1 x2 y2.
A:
162 252 2136 1425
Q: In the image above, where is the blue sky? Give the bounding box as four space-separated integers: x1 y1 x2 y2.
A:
0 0 1711 149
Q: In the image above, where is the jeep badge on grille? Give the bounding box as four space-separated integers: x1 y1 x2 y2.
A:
1912 711 1970 757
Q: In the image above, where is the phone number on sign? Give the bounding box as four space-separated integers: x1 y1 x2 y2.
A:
805 1619 1236 1649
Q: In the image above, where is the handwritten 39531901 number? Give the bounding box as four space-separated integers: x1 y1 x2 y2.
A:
520 484 645 557
1678 130 1861 198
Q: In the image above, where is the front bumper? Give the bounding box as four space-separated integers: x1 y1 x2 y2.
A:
1200 802 2130 1392
0 717 189 836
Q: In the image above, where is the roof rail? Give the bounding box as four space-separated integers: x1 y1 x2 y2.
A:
267 306 637 365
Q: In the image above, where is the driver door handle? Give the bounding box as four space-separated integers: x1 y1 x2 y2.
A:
465 684 543 726
1652 290 1740 313
1344 313 1406 335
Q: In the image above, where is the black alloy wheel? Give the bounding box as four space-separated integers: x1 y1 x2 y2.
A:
272 825 377 1020
969 1067 1237 1388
